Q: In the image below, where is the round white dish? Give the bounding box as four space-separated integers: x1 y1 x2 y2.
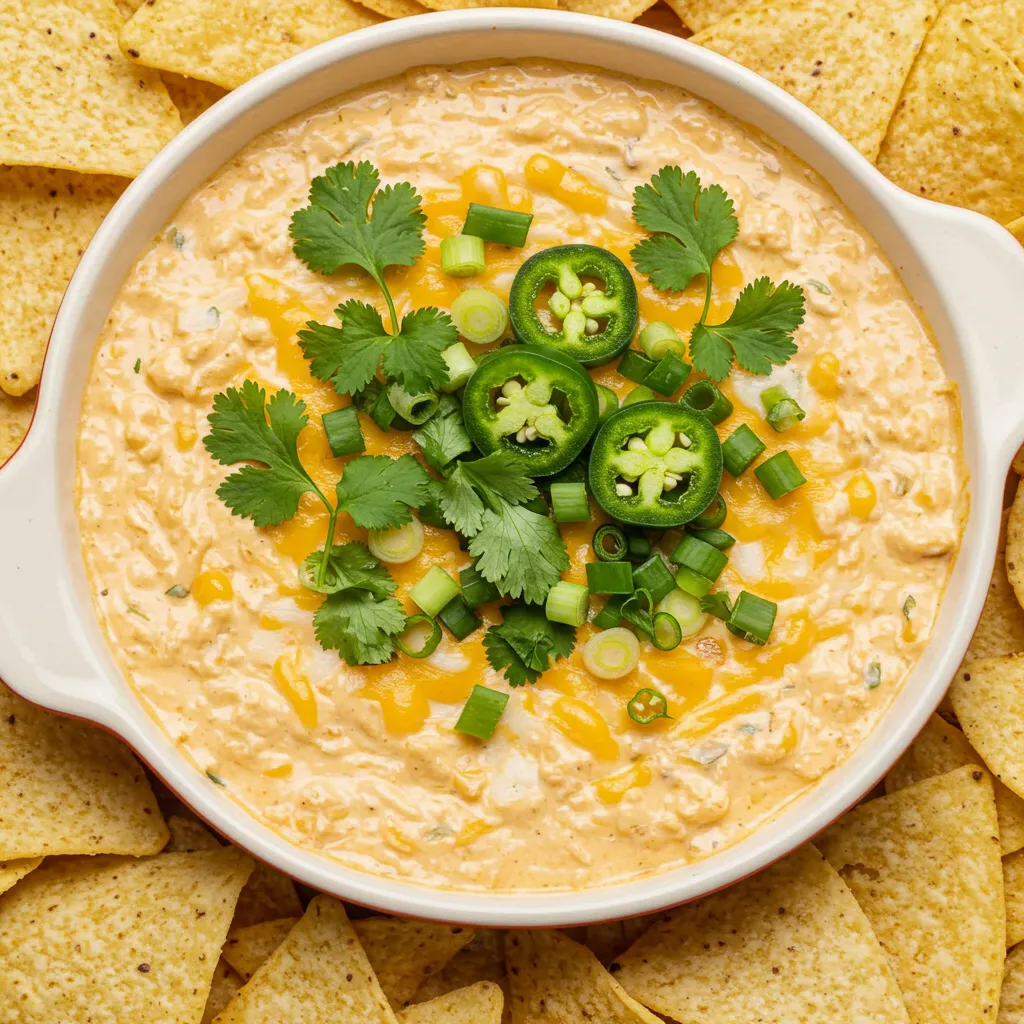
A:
1 10 1023 927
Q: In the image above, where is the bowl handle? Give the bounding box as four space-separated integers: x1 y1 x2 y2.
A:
891 198 1024 466
0 436 126 728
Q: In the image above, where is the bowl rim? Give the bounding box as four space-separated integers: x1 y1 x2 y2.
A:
3 8 1024 926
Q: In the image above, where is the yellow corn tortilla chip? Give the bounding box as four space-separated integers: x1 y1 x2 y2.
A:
960 0 1024 75
886 713 1024 855
1005 849 1024 947
0 687 168 858
634 2 691 35
507 930 664 1023
398 982 504 1024
585 915 658 965
691 0 938 162
663 0 737 32
560 0 659 21
1014 442 1024 474
204 959 245 1024
165 813 222 852
0 166 125 396
213 895 399 1024
1001 944 1024 1022
417 0 557 10
356 0 428 16
162 73 228 125
0 390 34 463
951 655 1024 801
964 509 1024 664
0 0 181 177
0 849 253 1021
120 0 382 91
0 858 41 897
818 766 1004 1024
1007 480 1024 610
614 843 909 1023
223 917 301 980
876 5 1024 224
411 929 511 1023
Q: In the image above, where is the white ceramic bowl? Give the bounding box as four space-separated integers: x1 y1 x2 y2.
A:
2 10 1024 927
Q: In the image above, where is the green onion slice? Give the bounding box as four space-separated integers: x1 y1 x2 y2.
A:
387 383 438 425
627 687 672 724
450 288 508 345
645 351 692 396
368 519 424 564
550 482 590 523
397 614 442 659
440 234 486 278
585 560 634 595
638 321 685 361
754 450 806 500
621 586 654 636
459 563 501 608
689 527 735 551
593 523 629 562
322 406 365 458
761 384 806 432
409 566 460 618
700 591 733 622
591 595 625 630
864 661 882 689
545 581 590 627
675 565 714 598
631 555 677 603
681 380 734 424
727 591 777 645
462 204 533 247
655 588 706 638
438 594 482 640
595 384 620 424
722 424 766 477
651 612 683 651
622 384 656 407
583 627 640 679
455 684 510 741
440 342 478 391
670 534 728 582
691 493 727 530
618 348 657 384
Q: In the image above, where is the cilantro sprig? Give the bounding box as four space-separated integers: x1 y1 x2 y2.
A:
631 166 805 380
290 162 457 396
483 604 576 687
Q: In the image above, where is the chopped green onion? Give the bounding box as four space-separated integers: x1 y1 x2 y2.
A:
755 450 806 499
459 564 500 608
681 380 734 424
368 519 424 564
700 591 733 621
632 555 677 603
165 584 189 599
583 627 640 679
387 383 438 425
595 384 620 425
625 527 651 561
409 566 460 617
644 351 692 396
462 203 533 247
638 321 686 360
322 406 365 458
691 493 727 530
455 684 509 741
675 565 714 598
440 234 486 277
727 591 777 644
450 289 508 345
545 581 590 627
651 612 683 651
626 687 671 724
438 594 481 640
592 595 625 629
864 661 882 689
397 614 442 659
670 534 728 582
618 348 657 384
133 358 141 374
585 560 635 595
902 595 916 620
722 424 766 476
370 387 398 432
655 588 707 638
593 524 629 562
621 587 655 636
550 482 590 523
689 527 735 550
439 342 478 392
761 384 806 431
623 384 656 407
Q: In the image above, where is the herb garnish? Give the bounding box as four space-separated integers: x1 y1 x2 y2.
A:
631 166 805 380
483 604 576 686
412 394 472 473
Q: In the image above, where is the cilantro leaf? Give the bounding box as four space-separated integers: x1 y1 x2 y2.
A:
483 604 576 686
300 541 397 597
313 590 407 666
630 167 737 294
439 453 539 536
203 381 326 527
412 400 472 473
689 277 805 380
289 161 425 283
335 454 430 530
468 503 570 605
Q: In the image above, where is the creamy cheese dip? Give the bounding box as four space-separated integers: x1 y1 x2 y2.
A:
76 61 967 891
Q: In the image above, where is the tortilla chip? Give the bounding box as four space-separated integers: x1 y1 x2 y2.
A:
204 959 245 1024
1005 849 1024 947
951 655 1024 801
663 0 738 32
353 918 476 1008
0 849 252 1021
507 930 664 1023
0 166 125 396
887 713 1024 854
162 73 228 125
964 509 1024 665
0 857 41 897
223 917 301 980
585 915 658 965
0 687 168 858
120 0 382 91
876 5 1024 224
212 895 399 1024
0 389 33 463
1007 480 1024 609
817 766 1004 1024
398 982 504 1024
1014 442 1024 474
960 0 1024 74
560 0 659 21
613 843 909 1023
165 813 222 852
416 0 557 10
411 929 510 1022
355 0 428 16
0 0 181 177
691 0 938 162
634 2 691 35
1001 944 1024 1022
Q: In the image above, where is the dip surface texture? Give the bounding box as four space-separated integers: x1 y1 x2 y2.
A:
76 62 966 891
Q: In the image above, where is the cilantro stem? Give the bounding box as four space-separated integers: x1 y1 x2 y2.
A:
699 271 713 326
317 504 340 588
377 275 400 337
